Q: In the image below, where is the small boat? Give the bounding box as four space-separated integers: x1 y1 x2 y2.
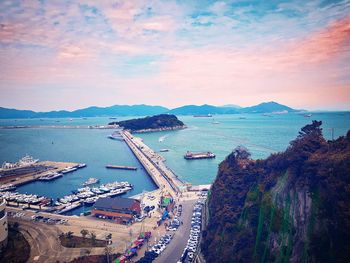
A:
39 172 63 181
212 118 220 124
304 113 312 118
193 114 212 117
58 202 82 214
61 167 77 174
159 149 169 152
83 178 100 186
78 163 86 168
108 131 124 140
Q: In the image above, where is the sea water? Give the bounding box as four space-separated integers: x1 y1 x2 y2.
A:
0 112 349 214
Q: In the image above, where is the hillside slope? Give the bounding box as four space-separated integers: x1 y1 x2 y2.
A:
202 121 350 262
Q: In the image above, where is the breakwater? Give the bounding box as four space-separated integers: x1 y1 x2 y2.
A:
120 130 186 196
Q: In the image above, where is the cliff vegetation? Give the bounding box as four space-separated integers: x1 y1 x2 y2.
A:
109 114 185 132
202 121 350 263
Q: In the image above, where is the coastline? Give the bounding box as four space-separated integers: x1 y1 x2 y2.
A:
129 125 187 133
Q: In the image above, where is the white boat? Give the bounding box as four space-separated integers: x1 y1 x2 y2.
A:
78 163 86 168
83 178 99 186
39 173 63 181
61 167 77 174
58 202 82 214
1 155 39 170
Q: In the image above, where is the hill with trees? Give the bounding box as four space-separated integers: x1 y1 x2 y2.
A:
202 121 350 263
110 114 186 132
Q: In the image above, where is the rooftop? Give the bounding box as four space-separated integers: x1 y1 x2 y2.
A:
93 197 140 211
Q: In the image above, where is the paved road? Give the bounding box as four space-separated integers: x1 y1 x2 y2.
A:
155 199 196 263
10 219 104 263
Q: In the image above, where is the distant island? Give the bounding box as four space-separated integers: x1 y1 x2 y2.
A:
109 114 186 133
202 121 350 262
0 101 301 119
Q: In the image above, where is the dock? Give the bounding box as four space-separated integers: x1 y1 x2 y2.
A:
105 165 137 170
0 161 82 187
120 130 186 197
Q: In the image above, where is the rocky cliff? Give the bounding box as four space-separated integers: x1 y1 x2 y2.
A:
202 121 350 263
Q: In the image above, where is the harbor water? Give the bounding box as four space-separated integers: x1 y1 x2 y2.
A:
0 112 350 214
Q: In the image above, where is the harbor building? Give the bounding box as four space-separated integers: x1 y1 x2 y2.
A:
91 197 141 224
0 198 8 251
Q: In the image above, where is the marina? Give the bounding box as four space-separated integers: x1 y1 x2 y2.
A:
0 180 133 214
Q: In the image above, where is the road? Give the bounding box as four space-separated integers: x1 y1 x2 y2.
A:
155 199 196 263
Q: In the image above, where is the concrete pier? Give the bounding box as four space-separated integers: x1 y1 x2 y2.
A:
120 130 186 197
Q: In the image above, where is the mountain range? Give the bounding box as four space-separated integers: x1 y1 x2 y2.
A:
0 102 298 119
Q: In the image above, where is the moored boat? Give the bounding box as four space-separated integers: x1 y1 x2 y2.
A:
83 177 99 186
184 151 216 160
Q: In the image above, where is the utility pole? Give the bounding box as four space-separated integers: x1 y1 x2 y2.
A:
331 128 335 141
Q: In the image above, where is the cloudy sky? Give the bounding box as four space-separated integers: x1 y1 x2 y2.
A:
0 0 349 111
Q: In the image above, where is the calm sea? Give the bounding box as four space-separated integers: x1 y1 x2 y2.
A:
0 112 349 214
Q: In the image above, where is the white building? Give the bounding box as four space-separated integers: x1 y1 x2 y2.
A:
0 198 8 251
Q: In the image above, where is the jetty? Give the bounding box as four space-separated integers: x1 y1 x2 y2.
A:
105 165 137 171
120 130 186 197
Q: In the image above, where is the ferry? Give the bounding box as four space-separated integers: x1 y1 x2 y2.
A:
83 178 100 186
184 151 216 160
1 155 39 170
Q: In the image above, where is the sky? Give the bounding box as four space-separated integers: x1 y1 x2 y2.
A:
0 0 349 111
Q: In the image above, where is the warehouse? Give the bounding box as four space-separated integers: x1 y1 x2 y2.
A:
91 197 141 224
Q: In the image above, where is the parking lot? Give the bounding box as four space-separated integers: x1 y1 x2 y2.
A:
135 191 208 263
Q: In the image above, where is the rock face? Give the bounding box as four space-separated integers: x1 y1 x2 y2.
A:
202 121 350 263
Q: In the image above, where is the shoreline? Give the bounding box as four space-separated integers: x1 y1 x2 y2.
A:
130 125 187 133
